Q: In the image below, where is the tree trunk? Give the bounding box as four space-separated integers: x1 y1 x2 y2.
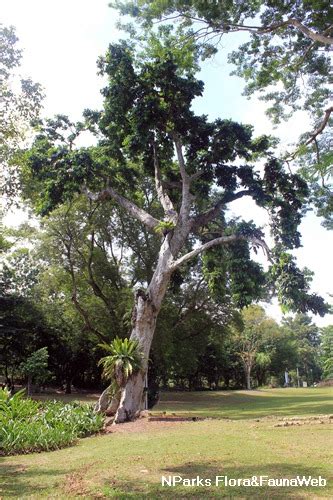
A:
114 295 158 422
107 391 121 415
27 375 32 396
65 377 72 394
114 237 174 423
245 367 251 390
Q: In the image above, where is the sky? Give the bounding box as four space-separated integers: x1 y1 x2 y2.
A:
2 0 332 326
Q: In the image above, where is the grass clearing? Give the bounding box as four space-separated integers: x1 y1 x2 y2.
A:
155 387 333 419
1 388 332 498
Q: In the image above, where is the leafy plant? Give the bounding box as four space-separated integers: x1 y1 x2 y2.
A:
154 220 176 236
0 388 39 420
98 337 143 391
0 389 104 456
19 347 51 394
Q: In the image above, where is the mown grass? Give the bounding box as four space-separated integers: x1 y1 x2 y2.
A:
35 387 333 420
1 387 332 498
155 387 333 419
1 419 332 498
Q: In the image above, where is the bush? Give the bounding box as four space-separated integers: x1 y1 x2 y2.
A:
0 389 104 456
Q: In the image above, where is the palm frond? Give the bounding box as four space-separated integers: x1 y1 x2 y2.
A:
98 337 143 388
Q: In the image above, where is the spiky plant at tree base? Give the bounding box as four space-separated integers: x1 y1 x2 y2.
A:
96 337 143 415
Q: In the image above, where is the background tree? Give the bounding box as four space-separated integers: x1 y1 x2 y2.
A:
320 325 333 380
0 24 43 204
232 305 279 390
19 347 50 395
281 314 322 384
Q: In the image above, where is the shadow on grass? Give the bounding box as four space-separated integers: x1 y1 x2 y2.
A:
98 462 330 498
0 460 65 497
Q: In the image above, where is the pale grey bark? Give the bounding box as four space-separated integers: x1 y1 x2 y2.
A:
95 385 121 415
114 236 175 422
83 186 161 230
87 134 271 422
286 19 333 45
171 235 271 270
153 142 176 219
94 385 112 413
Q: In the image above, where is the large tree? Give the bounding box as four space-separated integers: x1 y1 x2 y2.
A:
23 41 328 421
282 314 322 383
232 305 279 390
320 325 333 379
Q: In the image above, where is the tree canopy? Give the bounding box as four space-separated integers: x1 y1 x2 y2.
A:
23 41 327 316
112 0 333 227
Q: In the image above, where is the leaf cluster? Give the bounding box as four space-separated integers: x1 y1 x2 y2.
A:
98 337 143 389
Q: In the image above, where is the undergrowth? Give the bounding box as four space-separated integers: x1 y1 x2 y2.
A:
0 388 104 455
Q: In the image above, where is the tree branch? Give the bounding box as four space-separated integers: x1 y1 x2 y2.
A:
190 169 206 182
285 106 333 161
65 241 108 343
216 18 333 44
304 106 333 146
170 136 193 249
174 136 188 182
153 142 177 220
173 14 333 45
192 190 252 230
287 19 333 45
171 234 271 270
83 186 161 231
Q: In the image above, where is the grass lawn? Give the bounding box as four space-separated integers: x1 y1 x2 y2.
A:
155 387 333 419
1 388 332 498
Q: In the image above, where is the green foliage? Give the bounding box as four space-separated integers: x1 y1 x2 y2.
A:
0 388 38 420
21 39 327 316
281 314 322 384
0 389 104 455
11 23 328 404
269 251 329 316
154 220 175 235
98 337 143 389
0 24 43 202
201 221 269 308
19 347 51 386
1 248 39 297
118 0 332 120
255 352 271 369
320 325 333 379
114 1 333 228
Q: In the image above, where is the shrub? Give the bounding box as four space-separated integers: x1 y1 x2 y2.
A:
0 389 104 456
